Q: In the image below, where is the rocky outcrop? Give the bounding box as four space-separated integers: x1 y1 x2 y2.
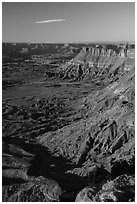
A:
75 186 97 202
75 174 135 202
3 176 62 202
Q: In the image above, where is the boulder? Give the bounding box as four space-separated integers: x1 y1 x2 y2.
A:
75 186 96 202
95 174 135 202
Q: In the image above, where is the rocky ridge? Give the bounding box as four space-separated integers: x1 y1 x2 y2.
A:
37 45 135 201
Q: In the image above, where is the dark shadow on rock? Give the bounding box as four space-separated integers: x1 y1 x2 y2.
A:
111 159 135 179
3 137 88 193
2 176 26 186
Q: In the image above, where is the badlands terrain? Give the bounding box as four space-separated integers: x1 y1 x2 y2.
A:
2 42 135 201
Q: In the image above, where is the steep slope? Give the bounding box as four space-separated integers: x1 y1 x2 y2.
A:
38 66 135 165
36 47 135 201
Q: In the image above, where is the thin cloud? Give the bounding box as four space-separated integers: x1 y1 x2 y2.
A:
35 19 65 24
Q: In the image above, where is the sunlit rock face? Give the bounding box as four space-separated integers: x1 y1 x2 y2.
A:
59 44 134 81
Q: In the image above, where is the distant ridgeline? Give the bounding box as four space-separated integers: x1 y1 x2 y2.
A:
59 43 135 81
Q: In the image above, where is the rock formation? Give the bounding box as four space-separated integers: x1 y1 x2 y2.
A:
59 44 134 82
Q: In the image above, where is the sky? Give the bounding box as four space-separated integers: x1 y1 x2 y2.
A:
2 2 135 43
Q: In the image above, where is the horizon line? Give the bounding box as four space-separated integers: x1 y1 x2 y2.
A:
2 40 135 44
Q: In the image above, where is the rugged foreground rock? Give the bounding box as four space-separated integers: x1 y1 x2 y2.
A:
3 176 62 202
75 174 135 202
2 45 135 201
